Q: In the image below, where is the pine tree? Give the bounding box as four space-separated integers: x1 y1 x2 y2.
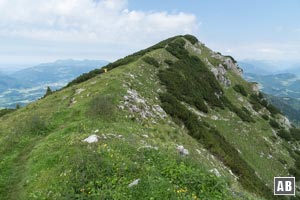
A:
16 104 20 109
44 86 53 98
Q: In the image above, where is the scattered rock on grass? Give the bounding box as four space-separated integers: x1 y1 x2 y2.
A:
209 168 221 177
75 88 85 95
177 145 189 156
82 134 99 143
128 179 140 187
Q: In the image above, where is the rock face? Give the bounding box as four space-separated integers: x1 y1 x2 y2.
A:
251 82 260 94
210 64 231 87
223 58 243 77
121 88 167 120
278 116 291 129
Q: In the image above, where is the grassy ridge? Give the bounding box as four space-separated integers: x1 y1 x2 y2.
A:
1 34 297 199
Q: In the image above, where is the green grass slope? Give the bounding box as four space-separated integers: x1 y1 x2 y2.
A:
1 35 300 200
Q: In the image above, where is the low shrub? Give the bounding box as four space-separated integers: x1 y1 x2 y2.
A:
266 104 281 115
277 129 292 141
290 128 300 141
165 38 189 59
261 114 269 121
269 119 280 129
87 95 115 120
164 59 174 66
183 34 199 44
248 93 280 115
18 114 50 135
142 56 160 68
288 167 300 177
278 158 287 165
233 84 248 97
249 94 263 111
222 97 254 123
287 149 300 179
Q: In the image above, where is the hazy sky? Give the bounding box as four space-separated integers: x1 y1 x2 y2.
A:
0 0 300 70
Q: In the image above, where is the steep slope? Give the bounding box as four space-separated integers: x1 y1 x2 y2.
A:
1 35 300 200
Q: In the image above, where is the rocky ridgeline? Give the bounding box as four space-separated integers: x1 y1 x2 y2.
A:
186 40 243 87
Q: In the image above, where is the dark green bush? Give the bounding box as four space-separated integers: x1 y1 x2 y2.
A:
233 84 248 97
294 150 300 156
164 59 174 65
278 158 287 165
222 97 254 123
242 106 251 116
165 38 189 59
289 167 300 177
159 54 225 113
290 128 300 141
261 114 269 121
266 104 280 115
249 94 263 111
142 56 160 68
87 95 115 120
269 119 280 129
66 68 102 87
248 93 280 116
277 129 292 141
183 34 199 44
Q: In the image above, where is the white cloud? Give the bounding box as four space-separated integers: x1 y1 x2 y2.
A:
0 0 198 45
208 41 300 62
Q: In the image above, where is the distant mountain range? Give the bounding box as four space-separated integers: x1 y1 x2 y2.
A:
0 73 23 92
239 59 300 75
240 60 300 124
244 72 300 98
0 59 107 108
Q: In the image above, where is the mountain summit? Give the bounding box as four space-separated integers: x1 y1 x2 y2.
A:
1 35 299 199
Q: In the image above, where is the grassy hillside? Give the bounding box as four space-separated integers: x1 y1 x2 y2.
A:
1 35 300 199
